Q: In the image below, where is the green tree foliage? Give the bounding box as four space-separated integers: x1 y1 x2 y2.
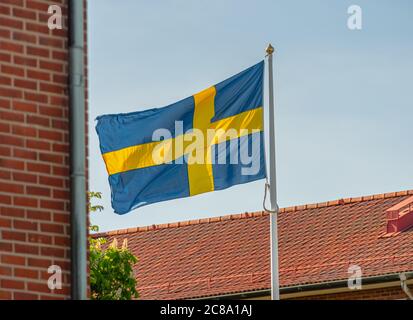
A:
88 192 139 300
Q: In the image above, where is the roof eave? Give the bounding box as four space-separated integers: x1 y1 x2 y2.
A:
192 271 413 300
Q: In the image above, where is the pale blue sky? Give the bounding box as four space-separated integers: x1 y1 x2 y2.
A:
88 0 413 232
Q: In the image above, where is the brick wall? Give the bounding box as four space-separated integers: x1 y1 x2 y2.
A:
0 0 88 300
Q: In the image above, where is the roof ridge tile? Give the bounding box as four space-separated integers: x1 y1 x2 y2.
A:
93 189 413 238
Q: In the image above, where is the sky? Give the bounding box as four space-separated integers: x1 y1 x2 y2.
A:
87 0 413 232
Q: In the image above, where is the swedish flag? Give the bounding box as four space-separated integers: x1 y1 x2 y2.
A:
96 61 266 214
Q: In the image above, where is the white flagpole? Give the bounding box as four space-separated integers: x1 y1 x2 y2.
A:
266 44 280 300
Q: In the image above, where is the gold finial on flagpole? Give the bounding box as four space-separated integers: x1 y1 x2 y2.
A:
266 43 274 56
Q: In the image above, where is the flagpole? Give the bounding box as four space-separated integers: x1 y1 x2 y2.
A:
266 44 280 300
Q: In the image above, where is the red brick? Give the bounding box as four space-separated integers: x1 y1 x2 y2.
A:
27 46 50 58
0 265 12 276
0 242 13 253
27 69 50 81
41 223 64 234
27 257 51 268
14 268 39 280
13 148 37 160
1 40 22 54
2 230 26 241
0 52 11 62
14 55 37 67
26 139 51 151
0 75 11 85
40 295 65 300
15 243 40 255
26 210 51 221
1 0 24 6
39 105 63 117
14 78 38 90
0 27 11 39
39 36 63 48
41 246 65 258
39 60 63 73
0 158 25 170
13 292 39 300
54 260 70 271
0 5 11 15
0 110 25 122
1 64 24 77
1 254 25 266
12 125 37 137
39 130 63 142
50 96 67 106
53 189 69 200
0 169 11 180
0 207 25 218
0 17 23 31
53 143 69 154
0 134 24 147
27 282 51 294
26 1 49 11
28 233 52 245
26 186 50 198
24 92 48 103
53 212 70 223
0 239 12 251
27 162 50 174
12 8 37 20
0 195 12 206
54 236 70 247
40 83 65 94
13 101 37 113
0 182 24 193
39 153 63 165
1 279 25 290
26 114 50 127
13 172 37 183
0 122 10 133
13 31 37 43
52 50 67 61
52 74 68 85
0 217 12 228
14 196 38 208
26 22 49 35
0 86 23 98
39 175 63 187
52 119 68 131
0 98 11 109
52 165 69 177
40 199 64 211
0 291 12 299
52 26 68 38
14 219 38 231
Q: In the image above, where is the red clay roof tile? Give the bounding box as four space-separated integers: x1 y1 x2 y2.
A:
95 189 413 299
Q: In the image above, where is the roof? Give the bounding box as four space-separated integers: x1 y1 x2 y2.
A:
95 190 413 299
